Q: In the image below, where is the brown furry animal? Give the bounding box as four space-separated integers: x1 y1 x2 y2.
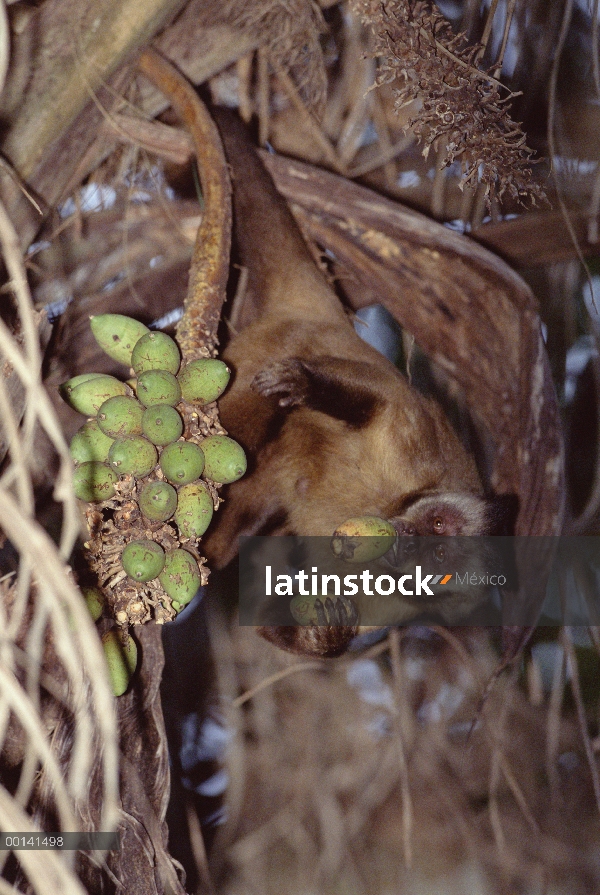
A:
202 110 507 656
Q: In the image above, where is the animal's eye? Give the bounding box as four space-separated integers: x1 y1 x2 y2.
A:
434 544 446 562
433 517 445 533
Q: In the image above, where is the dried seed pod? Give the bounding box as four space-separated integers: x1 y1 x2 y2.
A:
159 442 205 485
331 516 396 562
131 331 180 375
178 358 230 404
174 481 213 538
90 314 149 366
61 374 127 416
121 539 166 581
101 629 138 696
72 461 118 502
200 435 247 483
108 436 158 477
158 548 201 606
97 395 144 438
138 481 177 522
81 585 105 622
136 369 182 407
141 404 183 446
70 420 115 464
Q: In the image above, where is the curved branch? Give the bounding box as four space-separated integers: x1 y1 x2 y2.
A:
137 48 231 359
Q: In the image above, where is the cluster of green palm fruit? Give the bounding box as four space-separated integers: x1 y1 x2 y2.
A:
61 313 246 618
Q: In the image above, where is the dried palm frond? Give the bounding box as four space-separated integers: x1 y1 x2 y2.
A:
352 0 546 207
219 0 327 112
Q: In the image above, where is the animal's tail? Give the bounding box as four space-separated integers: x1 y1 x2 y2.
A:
211 107 344 326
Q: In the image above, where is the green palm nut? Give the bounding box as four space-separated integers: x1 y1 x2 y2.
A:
90 314 150 366
101 629 138 697
131 331 180 375
200 435 247 484
61 374 127 416
159 442 205 485
142 404 183 446
108 436 158 477
59 372 105 395
81 585 105 622
174 481 214 538
290 593 322 625
121 539 165 581
70 420 114 464
73 461 118 502
66 372 106 387
136 370 182 407
138 481 177 522
97 395 144 438
178 359 231 404
158 549 201 607
331 516 397 562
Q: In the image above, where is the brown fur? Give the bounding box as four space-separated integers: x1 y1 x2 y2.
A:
202 110 503 656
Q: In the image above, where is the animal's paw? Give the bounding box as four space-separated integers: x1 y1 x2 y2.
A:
252 359 308 407
314 595 359 626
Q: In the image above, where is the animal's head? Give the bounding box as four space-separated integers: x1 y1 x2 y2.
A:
390 492 518 537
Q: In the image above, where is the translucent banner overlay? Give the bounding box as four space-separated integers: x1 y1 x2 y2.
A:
238 537 600 626
0 832 121 850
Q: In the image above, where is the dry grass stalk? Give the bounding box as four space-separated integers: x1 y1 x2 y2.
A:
0 200 119 892
212 626 600 895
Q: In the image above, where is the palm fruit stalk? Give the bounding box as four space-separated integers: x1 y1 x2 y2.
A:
61 65 240 647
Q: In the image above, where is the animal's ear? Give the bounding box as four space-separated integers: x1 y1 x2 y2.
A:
485 493 519 535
